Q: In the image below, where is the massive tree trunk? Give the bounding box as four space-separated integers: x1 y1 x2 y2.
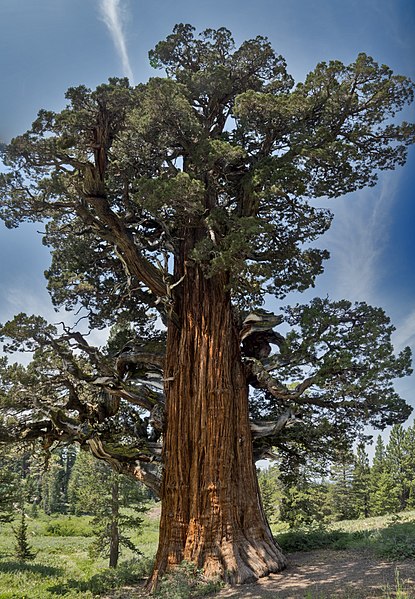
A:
149 262 286 587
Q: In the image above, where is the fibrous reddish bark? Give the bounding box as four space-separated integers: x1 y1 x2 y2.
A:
109 478 120 568
149 264 286 587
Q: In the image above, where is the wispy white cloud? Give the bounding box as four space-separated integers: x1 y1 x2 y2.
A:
392 308 415 354
99 0 134 83
2 284 60 325
1 284 110 363
321 173 400 304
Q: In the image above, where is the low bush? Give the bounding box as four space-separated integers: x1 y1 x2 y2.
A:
155 561 223 599
277 525 349 552
375 521 415 560
275 516 415 561
44 516 93 537
86 557 153 594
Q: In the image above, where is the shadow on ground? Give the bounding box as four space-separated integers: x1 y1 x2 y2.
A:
0 560 63 577
215 549 415 599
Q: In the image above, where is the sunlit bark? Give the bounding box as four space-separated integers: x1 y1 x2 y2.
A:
149 265 286 587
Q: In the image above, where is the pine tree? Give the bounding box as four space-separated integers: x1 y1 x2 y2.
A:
257 465 283 525
326 454 356 521
68 451 146 567
12 502 35 561
385 424 409 511
280 464 329 527
0 456 19 523
352 443 371 518
370 435 396 515
404 424 415 508
41 446 77 514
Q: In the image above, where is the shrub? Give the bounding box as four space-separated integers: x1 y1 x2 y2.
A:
376 521 415 560
86 557 153 594
277 525 349 552
44 516 93 537
155 561 223 599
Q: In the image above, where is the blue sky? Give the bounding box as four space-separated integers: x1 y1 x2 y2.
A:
0 0 414 438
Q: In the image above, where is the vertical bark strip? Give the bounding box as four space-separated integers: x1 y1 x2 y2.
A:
109 478 120 568
149 265 286 587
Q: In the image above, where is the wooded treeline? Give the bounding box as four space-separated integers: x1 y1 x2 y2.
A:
0 446 152 565
2 421 414 538
258 422 415 528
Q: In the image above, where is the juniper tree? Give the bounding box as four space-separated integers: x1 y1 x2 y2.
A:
0 25 414 586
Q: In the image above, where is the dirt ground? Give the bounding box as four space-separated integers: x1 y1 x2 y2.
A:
214 549 415 598
104 549 415 599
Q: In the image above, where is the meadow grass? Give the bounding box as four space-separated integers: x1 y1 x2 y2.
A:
0 506 158 598
274 510 415 560
1 507 414 598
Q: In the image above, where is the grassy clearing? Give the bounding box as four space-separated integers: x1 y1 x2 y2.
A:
274 510 415 560
0 506 158 599
0 508 414 598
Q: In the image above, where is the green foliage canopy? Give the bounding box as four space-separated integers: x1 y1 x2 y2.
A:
0 25 413 487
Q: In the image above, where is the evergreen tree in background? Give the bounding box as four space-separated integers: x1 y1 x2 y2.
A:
12 504 35 561
41 446 77 514
325 454 356 521
11 475 36 562
352 443 371 518
279 463 329 527
404 424 415 508
385 424 411 511
369 436 389 515
0 454 19 523
257 465 283 526
68 451 146 567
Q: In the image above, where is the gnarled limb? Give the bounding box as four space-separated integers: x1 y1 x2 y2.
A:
244 357 295 400
86 195 168 299
129 462 162 498
250 410 297 439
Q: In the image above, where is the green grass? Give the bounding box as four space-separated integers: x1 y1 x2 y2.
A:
274 510 415 560
0 508 158 598
1 508 414 598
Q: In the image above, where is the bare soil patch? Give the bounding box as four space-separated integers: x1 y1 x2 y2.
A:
103 549 415 598
215 549 415 598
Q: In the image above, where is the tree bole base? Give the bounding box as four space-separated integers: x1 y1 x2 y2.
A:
200 539 287 585
148 533 287 591
147 268 287 591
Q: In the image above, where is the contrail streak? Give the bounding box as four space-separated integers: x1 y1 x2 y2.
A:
99 0 134 83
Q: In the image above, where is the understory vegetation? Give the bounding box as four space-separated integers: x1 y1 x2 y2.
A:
258 423 415 529
1 427 415 596
0 508 158 599
0 508 414 598
277 511 415 559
